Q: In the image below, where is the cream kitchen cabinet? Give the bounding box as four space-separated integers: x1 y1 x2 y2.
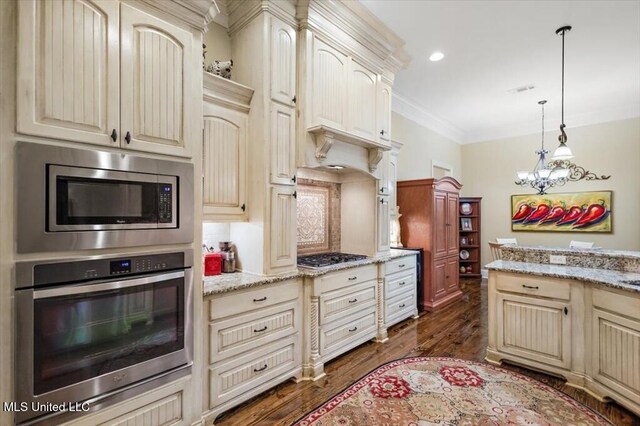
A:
347 60 377 140
17 0 197 158
269 185 297 270
384 255 418 329
303 264 378 379
270 17 297 107
376 195 391 254
590 288 640 412
311 37 349 130
377 80 392 144
202 72 253 221
204 280 302 424
270 103 296 186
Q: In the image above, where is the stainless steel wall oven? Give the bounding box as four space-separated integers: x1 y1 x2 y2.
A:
16 142 194 253
15 250 193 425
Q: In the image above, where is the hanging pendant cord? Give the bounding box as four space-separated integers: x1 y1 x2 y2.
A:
561 30 565 126
556 25 571 144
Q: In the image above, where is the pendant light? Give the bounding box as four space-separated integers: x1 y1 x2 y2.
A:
552 25 574 160
515 100 569 194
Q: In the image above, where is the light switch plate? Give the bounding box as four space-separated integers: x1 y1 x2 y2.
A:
550 255 567 265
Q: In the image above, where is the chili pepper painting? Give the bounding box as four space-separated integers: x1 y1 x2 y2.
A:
511 191 612 233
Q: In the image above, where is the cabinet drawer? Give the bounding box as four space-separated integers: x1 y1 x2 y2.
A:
385 271 415 299
385 292 415 323
321 309 376 356
209 300 299 362
386 256 416 274
496 274 571 301
209 336 300 408
320 265 377 292
320 280 376 325
208 279 299 320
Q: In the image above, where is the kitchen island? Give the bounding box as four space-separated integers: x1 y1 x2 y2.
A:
486 246 640 416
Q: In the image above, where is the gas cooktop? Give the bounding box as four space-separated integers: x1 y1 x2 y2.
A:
297 252 369 268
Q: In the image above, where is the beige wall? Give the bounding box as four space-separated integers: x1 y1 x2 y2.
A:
203 22 231 66
461 117 640 267
392 112 462 182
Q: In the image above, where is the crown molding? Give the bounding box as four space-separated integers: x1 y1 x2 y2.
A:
391 93 466 144
135 0 218 32
203 71 254 113
464 102 640 144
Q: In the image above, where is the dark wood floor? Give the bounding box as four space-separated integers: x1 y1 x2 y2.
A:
215 279 640 426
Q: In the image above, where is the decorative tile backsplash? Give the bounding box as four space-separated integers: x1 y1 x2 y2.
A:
297 179 341 254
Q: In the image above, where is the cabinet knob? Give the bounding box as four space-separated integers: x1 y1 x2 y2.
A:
125 131 131 144
241 203 246 212
292 175 296 183
292 95 296 104
291 191 297 199
564 307 568 315
380 129 385 136
110 129 117 142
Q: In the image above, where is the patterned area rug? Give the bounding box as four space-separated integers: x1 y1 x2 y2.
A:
295 357 611 425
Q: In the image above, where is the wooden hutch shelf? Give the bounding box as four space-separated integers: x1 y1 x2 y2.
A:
458 197 482 278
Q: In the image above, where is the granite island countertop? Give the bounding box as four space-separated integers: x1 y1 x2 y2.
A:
486 260 640 293
203 248 419 296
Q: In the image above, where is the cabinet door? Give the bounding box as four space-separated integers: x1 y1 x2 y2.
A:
312 38 347 129
202 104 247 220
497 293 571 369
445 257 459 294
432 258 448 301
120 3 194 157
270 104 296 185
270 17 296 106
17 0 120 146
270 186 297 269
347 61 377 140
376 196 390 253
591 308 640 403
377 81 392 145
446 192 460 256
433 191 448 258
388 152 398 215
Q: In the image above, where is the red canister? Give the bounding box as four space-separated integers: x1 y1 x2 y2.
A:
204 253 222 276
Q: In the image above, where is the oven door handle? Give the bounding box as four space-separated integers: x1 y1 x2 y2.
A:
33 270 185 299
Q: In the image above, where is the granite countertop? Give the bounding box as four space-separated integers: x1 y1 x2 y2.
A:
203 249 419 296
486 260 640 293
501 245 640 259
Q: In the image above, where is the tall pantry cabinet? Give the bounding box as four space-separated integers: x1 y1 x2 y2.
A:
397 177 463 310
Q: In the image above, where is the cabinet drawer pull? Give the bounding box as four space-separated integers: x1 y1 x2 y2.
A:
253 364 268 372
348 298 358 303
348 276 357 281
399 303 406 308
398 281 406 286
522 285 539 290
253 296 267 302
398 264 405 268
253 326 268 333
348 327 358 332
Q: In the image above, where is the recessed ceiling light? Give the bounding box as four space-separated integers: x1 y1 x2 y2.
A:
429 51 444 62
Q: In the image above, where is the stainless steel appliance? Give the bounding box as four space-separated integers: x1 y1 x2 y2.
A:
15 250 193 425
16 142 194 253
297 252 368 268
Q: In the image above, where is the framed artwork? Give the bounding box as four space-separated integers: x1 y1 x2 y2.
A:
511 191 612 233
460 236 469 246
460 218 473 231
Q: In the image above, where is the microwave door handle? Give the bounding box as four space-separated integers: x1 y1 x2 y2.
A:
33 270 185 299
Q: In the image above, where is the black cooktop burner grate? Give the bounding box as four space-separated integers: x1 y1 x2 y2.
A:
297 252 368 268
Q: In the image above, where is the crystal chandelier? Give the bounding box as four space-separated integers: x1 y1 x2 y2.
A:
515 25 576 195
515 100 570 194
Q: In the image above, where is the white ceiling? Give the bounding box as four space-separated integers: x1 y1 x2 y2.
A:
360 0 640 144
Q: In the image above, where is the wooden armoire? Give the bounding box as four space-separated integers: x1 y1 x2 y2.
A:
397 177 463 311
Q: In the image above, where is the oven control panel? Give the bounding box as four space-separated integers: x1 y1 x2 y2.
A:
26 251 189 287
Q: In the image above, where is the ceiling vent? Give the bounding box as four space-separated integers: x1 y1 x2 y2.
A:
508 84 536 94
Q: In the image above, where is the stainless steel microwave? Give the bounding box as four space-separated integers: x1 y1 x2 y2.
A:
17 142 194 253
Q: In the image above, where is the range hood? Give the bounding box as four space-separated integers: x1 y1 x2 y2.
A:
304 125 390 175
